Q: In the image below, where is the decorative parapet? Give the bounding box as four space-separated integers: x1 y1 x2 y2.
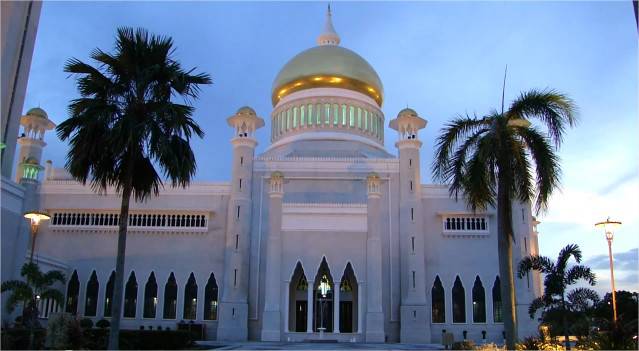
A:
49 210 211 234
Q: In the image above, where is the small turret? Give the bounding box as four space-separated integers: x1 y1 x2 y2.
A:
227 106 264 139
389 108 427 142
15 107 55 183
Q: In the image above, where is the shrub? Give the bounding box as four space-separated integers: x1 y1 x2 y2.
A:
80 317 94 329
45 313 83 350
81 329 193 350
96 318 110 329
0 328 46 350
516 336 565 350
452 340 475 350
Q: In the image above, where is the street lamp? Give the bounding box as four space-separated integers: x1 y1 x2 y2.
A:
595 217 622 323
24 211 50 263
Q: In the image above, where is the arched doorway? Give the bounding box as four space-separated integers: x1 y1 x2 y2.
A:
337 263 358 333
313 257 334 333
288 262 308 332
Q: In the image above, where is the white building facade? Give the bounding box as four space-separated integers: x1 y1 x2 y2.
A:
6 9 543 344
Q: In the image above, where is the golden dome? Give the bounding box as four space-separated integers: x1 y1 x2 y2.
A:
271 8 383 107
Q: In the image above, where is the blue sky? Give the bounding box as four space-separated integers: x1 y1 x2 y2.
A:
23 1 637 294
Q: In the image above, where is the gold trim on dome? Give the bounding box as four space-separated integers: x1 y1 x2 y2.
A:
272 75 383 107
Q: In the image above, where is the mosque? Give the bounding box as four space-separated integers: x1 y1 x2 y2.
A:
4 7 542 344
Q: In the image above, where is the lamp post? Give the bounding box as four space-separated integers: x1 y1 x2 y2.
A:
24 211 50 263
595 217 622 324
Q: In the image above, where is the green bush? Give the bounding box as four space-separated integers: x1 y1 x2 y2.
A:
96 318 110 329
452 340 475 350
81 329 193 350
45 313 84 350
80 317 94 329
0 328 46 350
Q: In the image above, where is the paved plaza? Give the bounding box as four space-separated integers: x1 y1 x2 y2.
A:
197 341 445 350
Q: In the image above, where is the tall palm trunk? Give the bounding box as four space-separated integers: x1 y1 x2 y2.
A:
107 171 133 350
561 295 571 350
497 173 518 349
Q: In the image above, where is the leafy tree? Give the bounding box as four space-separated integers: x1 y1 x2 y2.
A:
1 262 66 349
518 244 597 350
57 27 211 349
590 290 638 349
432 88 576 349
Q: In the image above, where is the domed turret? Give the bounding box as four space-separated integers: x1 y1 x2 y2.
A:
26 107 49 119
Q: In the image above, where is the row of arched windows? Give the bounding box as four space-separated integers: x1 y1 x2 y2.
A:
271 102 384 141
65 270 219 321
51 212 208 229
431 275 502 324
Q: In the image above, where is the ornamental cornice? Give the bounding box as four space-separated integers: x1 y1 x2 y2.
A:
283 202 366 208
395 139 422 149
40 181 231 195
230 137 258 148
254 157 399 174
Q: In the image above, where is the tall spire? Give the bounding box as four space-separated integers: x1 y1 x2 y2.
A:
317 4 340 46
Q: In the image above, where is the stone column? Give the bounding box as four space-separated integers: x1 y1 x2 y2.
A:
283 281 290 333
260 172 284 341
307 281 314 333
365 173 385 342
333 282 340 333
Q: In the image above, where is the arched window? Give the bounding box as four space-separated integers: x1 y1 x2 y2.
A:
431 276 445 323
452 276 466 323
341 104 347 125
163 273 178 319
183 273 198 320
325 104 331 125
300 105 306 126
492 276 503 323
297 276 308 291
143 272 158 319
104 271 115 317
293 106 298 128
123 272 137 318
204 273 218 320
349 106 355 127
65 270 80 314
472 276 486 323
84 271 99 317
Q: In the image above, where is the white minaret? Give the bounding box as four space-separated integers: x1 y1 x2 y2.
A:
15 107 55 184
389 108 430 343
217 106 264 341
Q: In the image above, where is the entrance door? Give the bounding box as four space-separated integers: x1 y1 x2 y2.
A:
340 301 353 333
314 299 333 332
295 301 307 332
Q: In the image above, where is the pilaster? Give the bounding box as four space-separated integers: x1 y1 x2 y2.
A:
260 172 284 341
365 173 385 342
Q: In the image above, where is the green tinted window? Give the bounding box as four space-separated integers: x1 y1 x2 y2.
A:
324 104 331 125
301 105 305 126
333 104 339 125
357 108 362 129
286 109 291 130
341 105 347 125
307 104 314 126
293 107 298 128
316 104 322 124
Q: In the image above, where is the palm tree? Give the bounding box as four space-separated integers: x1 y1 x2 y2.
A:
56 27 211 349
432 89 576 349
518 244 597 350
1 262 66 349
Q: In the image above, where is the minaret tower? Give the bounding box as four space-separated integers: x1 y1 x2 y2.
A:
218 106 264 341
15 107 55 184
389 108 430 343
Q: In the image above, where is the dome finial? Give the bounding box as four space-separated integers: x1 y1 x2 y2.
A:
317 4 340 46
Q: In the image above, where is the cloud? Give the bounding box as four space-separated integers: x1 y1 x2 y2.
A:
584 248 638 271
